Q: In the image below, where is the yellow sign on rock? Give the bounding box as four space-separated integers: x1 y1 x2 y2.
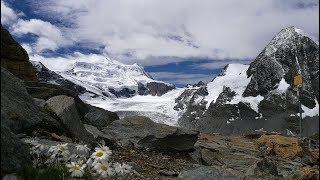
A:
294 74 303 87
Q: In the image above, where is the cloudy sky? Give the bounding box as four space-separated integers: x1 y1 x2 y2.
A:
1 0 319 86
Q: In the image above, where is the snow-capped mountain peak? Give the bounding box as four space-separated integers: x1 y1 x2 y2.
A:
34 55 175 98
264 26 314 56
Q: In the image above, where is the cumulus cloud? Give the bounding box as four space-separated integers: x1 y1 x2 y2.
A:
196 60 252 70
1 0 18 25
29 51 111 72
11 19 70 52
29 0 319 65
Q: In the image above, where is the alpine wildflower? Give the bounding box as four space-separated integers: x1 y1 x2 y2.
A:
93 160 114 177
114 162 132 174
66 161 87 178
48 143 70 160
76 144 90 153
91 145 112 161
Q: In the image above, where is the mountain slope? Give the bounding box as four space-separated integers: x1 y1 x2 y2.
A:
31 61 87 94
244 27 319 107
177 27 319 136
33 56 175 98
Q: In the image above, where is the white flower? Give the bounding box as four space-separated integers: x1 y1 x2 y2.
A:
93 161 114 177
30 144 48 157
48 143 70 159
24 139 39 146
114 162 132 174
76 144 90 152
67 161 86 178
91 145 112 161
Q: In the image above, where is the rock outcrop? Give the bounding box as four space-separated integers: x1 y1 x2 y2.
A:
175 87 208 131
146 82 175 96
45 95 94 143
1 26 37 81
257 134 303 159
101 116 198 151
188 133 319 179
23 81 93 118
1 68 61 134
84 109 119 129
192 81 206 87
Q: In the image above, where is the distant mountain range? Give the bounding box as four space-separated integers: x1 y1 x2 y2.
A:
30 26 319 136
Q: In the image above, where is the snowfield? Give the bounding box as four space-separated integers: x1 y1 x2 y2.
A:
80 88 186 126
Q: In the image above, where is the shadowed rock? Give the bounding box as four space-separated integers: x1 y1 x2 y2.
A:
1 124 32 174
1 26 37 81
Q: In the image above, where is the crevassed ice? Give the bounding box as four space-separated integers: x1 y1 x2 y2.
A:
80 88 186 126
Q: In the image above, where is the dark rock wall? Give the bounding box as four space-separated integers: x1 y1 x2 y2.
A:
1 26 37 81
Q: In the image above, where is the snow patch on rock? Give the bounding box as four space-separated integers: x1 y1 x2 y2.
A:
205 64 264 112
273 78 290 94
302 100 319 118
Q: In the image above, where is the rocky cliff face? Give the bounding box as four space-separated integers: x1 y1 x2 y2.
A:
32 61 87 94
1 26 37 81
146 82 175 96
244 27 319 107
177 27 319 136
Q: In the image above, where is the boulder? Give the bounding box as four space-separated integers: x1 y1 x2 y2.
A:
84 109 119 128
1 26 37 81
253 158 279 176
23 81 90 117
84 124 117 148
45 95 94 143
192 134 261 175
1 125 32 174
101 116 198 151
257 134 303 159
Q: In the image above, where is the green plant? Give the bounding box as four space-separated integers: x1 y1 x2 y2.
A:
21 165 68 180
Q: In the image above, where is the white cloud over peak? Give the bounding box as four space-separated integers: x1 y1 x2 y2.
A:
1 0 18 25
1 1 71 53
11 19 70 52
1 0 319 67
30 0 318 65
